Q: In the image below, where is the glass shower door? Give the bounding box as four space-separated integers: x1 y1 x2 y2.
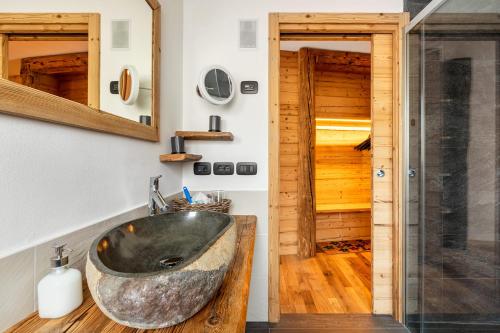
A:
405 1 500 332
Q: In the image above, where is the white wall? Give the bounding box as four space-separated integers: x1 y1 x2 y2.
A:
0 0 183 258
181 0 403 321
1 0 153 122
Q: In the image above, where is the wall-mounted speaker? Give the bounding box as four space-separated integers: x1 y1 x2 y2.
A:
111 20 130 49
239 20 257 49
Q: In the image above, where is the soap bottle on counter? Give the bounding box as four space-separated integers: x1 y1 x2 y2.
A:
37 244 83 318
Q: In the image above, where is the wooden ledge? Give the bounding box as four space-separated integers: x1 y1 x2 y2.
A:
159 153 202 162
316 203 371 213
7 215 257 333
175 131 234 141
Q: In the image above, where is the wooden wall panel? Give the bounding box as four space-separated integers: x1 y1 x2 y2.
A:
314 50 371 244
315 145 371 206
279 50 299 255
316 211 371 242
371 33 394 315
315 70 371 120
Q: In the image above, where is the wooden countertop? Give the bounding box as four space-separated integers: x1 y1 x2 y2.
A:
7 215 257 333
316 203 371 213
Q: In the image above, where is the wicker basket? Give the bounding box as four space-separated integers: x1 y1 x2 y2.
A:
171 198 231 213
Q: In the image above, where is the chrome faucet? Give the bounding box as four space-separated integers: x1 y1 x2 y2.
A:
148 175 170 216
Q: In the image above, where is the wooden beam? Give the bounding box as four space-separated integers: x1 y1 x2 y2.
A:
371 33 394 315
311 48 370 66
394 11 410 323
0 34 8 79
280 23 400 34
20 52 88 75
278 13 405 25
151 7 161 133
8 34 87 41
280 33 371 41
0 13 90 24
87 13 100 109
0 24 89 34
297 47 316 259
268 12 281 324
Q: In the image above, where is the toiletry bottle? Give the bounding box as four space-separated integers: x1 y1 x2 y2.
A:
37 244 83 318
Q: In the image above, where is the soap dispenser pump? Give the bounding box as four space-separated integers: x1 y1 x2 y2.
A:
37 244 83 318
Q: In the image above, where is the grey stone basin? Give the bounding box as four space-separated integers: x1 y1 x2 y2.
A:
86 211 237 329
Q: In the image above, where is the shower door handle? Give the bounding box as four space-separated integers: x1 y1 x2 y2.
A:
408 168 416 178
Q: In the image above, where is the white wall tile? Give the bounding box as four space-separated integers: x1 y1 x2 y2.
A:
0 248 35 331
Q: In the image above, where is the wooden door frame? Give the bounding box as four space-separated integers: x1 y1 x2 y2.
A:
268 12 409 323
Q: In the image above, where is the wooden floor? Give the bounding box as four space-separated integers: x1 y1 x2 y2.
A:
246 314 409 333
279 251 372 314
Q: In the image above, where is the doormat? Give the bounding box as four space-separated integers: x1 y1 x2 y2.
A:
316 239 371 254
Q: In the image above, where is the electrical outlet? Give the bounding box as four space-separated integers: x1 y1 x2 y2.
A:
236 162 258 175
194 162 211 175
213 162 234 175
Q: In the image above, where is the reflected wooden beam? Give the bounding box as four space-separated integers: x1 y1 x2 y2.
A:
8 34 87 41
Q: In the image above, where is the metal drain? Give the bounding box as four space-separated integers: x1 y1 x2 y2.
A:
159 256 184 268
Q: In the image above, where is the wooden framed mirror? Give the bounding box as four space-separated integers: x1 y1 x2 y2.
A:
0 0 160 142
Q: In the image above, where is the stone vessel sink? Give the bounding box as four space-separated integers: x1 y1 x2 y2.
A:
86 211 237 329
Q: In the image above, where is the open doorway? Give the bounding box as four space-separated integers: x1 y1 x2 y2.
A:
278 40 372 314
268 13 407 323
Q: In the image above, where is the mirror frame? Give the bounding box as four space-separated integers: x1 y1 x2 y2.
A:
0 1 161 142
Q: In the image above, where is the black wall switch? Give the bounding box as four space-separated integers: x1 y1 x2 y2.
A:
213 162 234 175
236 162 258 175
241 81 258 94
110 81 119 94
194 162 211 175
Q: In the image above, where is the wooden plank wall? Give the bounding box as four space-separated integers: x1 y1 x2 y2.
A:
279 49 372 254
315 54 371 120
279 50 299 255
314 51 372 244
371 34 394 314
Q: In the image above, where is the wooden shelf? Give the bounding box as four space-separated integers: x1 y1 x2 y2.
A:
316 203 371 213
159 153 202 163
175 131 234 141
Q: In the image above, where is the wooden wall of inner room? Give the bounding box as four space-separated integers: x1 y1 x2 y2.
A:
315 128 371 242
279 49 372 255
315 50 371 243
279 50 299 255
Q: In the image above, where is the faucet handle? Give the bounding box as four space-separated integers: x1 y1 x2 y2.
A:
150 175 162 184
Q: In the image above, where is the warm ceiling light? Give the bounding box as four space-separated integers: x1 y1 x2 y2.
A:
317 125 371 131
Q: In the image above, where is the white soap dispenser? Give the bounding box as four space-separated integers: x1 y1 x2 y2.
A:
37 244 83 318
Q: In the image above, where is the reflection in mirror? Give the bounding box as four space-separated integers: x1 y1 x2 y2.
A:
119 65 139 105
0 3 160 141
8 41 89 105
197 66 235 105
0 0 156 127
120 69 132 102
